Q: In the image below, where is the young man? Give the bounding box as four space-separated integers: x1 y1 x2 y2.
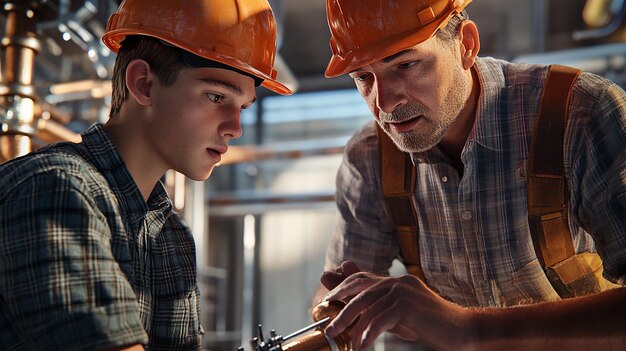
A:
0 0 291 350
316 0 626 349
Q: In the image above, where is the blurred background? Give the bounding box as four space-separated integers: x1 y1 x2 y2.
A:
0 0 625 350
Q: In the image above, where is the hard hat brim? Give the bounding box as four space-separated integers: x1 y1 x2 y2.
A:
325 0 473 79
103 30 293 95
324 13 448 78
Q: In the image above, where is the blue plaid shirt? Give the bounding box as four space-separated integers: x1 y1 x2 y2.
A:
327 57 626 307
0 123 202 350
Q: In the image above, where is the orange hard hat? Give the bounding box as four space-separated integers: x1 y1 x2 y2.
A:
103 0 292 95
325 0 473 78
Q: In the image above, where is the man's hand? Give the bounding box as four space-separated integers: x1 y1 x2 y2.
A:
323 267 467 350
320 260 362 292
312 261 365 312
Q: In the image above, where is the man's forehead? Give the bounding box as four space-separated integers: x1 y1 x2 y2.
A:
349 46 425 74
381 49 416 64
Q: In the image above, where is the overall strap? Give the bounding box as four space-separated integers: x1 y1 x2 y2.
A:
377 125 424 279
527 64 580 272
527 65 580 285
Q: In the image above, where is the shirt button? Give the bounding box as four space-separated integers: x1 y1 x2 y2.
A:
441 176 448 183
461 211 472 220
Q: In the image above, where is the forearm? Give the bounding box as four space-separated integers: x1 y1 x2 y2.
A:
463 287 626 351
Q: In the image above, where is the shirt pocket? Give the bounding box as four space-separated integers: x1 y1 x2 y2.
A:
509 259 560 305
150 290 202 350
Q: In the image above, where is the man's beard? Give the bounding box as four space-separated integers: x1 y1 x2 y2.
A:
377 63 470 153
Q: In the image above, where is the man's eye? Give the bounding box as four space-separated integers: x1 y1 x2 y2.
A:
399 61 418 70
354 73 371 82
206 93 224 103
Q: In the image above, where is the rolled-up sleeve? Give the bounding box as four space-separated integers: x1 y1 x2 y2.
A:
572 80 626 284
326 123 399 276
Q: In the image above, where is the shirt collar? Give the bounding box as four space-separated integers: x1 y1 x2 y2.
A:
79 123 172 225
466 57 509 151
408 57 507 165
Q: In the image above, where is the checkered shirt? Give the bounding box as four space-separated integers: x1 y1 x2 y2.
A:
326 57 626 307
0 123 202 350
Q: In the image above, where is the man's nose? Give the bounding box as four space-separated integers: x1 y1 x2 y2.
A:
221 111 243 140
375 77 408 114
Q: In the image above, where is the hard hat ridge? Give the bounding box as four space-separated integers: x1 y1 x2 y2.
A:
325 0 473 78
103 0 292 95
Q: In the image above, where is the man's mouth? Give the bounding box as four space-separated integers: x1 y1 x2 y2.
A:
206 147 226 162
387 116 422 133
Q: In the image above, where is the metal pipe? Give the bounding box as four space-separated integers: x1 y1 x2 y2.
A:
0 1 41 160
281 330 333 351
0 133 30 162
36 118 81 144
35 101 72 125
238 301 350 351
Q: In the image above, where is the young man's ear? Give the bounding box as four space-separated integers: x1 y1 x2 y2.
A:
125 59 154 106
458 20 480 70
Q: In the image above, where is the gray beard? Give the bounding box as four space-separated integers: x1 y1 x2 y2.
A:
377 65 470 153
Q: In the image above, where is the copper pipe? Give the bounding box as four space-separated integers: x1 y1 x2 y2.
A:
36 118 81 144
279 301 350 351
282 330 333 351
218 140 346 166
34 102 72 125
0 133 30 162
0 1 41 161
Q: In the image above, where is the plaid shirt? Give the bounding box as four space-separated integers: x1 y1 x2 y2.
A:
327 57 626 307
0 124 202 350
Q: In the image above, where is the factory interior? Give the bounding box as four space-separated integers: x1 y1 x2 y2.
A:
0 0 625 350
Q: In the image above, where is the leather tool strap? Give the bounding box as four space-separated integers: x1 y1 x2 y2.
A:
527 64 580 271
377 125 424 279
